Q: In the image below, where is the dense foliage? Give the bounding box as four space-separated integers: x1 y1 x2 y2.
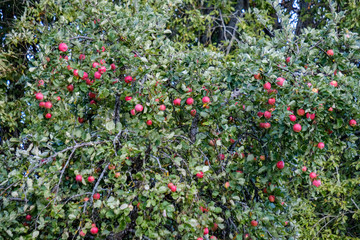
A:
0 0 359 239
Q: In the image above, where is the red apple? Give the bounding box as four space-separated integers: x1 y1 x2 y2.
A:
35 92 44 100
170 185 177 192
268 195 275 202
58 43 68 52
25 215 32 221
190 109 196 116
168 183 174 189
349 119 357 127
330 81 338 87
276 161 284 169
276 77 285 86
67 84 74 92
88 92 96 99
98 66 106 74
130 109 136 115
67 65 72 70
327 49 334 56
73 69 79 77
317 142 325 149
260 155 265 161
204 227 209 235
94 71 101 79
286 56 291 63
224 182 230 188
302 166 307 172
90 100 96 105
251 220 258 227
254 73 261 79
146 120 152 126
45 113 52 119
197 238 203 240
328 107 333 112
212 223 218 231
111 63 116 70
81 72 88 80
56 96 61 101
39 102 45 108
78 117 85 123
173 98 181 106
75 175 82 182
115 172 120 178
263 82 271 90
313 179 321 187
187 87 192 93
218 154 225 160
100 59 105 65
186 98 194 105
88 176 95 183
293 124 302 132
268 98 275 105
92 62 99 68
289 115 296 122
125 96 132 101
196 172 204 179
297 109 305 116
135 104 143 112
264 122 271 129
159 105 166 111
210 236 217 240
79 54 85 60
80 230 86 237
309 172 317 179
90 227 98 235
202 96 210 104
44 101 52 109
257 112 264 117
264 111 271 119
93 193 100 200
124 76 133 83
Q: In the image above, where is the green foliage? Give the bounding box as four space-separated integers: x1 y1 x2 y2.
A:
0 0 359 239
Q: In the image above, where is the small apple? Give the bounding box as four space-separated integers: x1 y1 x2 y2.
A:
276 161 284 169
197 238 203 240
187 87 192 93
254 73 261 79
202 96 210 104
170 185 177 192
94 71 101 79
168 183 174 189
224 182 230 188
58 43 68 52
313 179 321 187
124 76 133 83
297 109 305 116
286 56 291 63
92 62 99 68
90 227 98 235
79 54 85 60
83 197 89 202
293 124 302 132
88 176 95 183
67 84 74 92
263 82 271 90
43 101 53 109
75 175 82 182
309 172 317 179
212 223 218 231
25 215 32 221
276 77 285 86
264 122 271 129
264 111 271 119
98 66 106 74
135 104 143 112
56 96 61 101
196 171 204 179
173 98 181 106
35 92 44 100
125 96 132 101
251 220 258 227
186 97 194 105
190 109 196 116
302 166 307 172
204 227 209 235
268 98 275 105
289 115 296 122
111 63 116 70
159 105 166 111
268 195 275 202
330 81 338 87
73 69 79 77
210 236 217 240
327 49 334 56
39 102 45 108
108 164 115 170
218 154 225 160
328 107 333 112
88 92 96 99
317 142 325 149
130 109 136 115
45 113 52 119
349 119 357 127
93 193 100 200
115 172 120 178
80 230 86 237
260 155 265 161
257 112 264 117
146 120 153 126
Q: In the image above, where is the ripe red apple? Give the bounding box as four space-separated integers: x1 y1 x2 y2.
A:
312 179 321 187
75 175 82 182
264 122 271 129
327 49 334 56
330 81 338 87
125 96 132 101
309 172 317 179
257 112 264 117
349 119 357 127
146 120 152 126
210 236 217 240
81 72 88 80
263 82 271 90
302 166 307 172
44 101 52 109
56 96 61 101
190 109 196 116
45 113 52 119
268 195 275 202
111 63 116 70
260 155 265 161
25 215 32 221
88 92 96 99
35 92 44 100
58 43 68 52
173 98 181 106
130 109 135 115
159 105 166 111
186 98 194 105
317 142 325 149
73 69 79 77
276 161 284 169
98 66 106 74
293 124 302 132
79 54 85 60
202 96 210 104
170 185 177 192
268 98 275 105
90 100 96 105
124 76 133 83
100 59 105 65
187 87 192 93
108 164 115 170
135 104 143 112
286 56 291 63
230 138 235 144
93 193 100 200
254 73 261 79
224 182 230 188
92 62 99 68
212 223 218 231
276 77 285 86
196 171 204 179
94 71 101 79
83 197 89 202
168 183 174 189
204 227 209 235
218 154 225 160
39 102 45 108
80 230 86 237
297 109 305 116
78 117 84 123
328 107 333 112
251 220 258 227
67 65 72 70
88 176 95 183
306 113 315 120
115 172 120 178
197 238 203 240
264 111 271 119
289 115 296 122
90 227 98 235
67 84 74 92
